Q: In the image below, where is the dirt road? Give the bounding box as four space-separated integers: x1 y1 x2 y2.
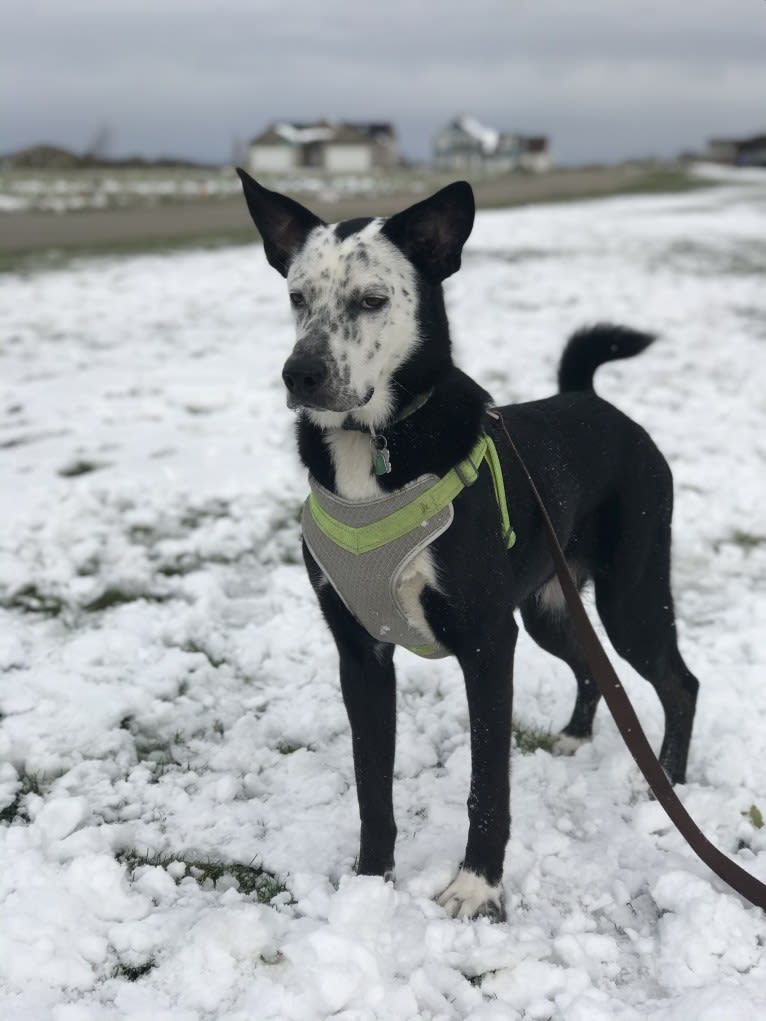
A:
0 166 701 264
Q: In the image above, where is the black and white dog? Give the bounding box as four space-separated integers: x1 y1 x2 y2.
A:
237 170 699 921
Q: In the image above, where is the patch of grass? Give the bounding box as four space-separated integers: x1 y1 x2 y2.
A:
0 230 257 275
119 850 286 903
1 584 66 617
0 773 42 824
512 718 555 755
714 530 766 555
111 960 155 982
127 525 158 544
156 551 251 577
276 741 305 755
748 805 764 830
155 555 204 577
478 167 712 211
730 530 766 552
83 586 171 612
179 499 231 530
57 458 106 478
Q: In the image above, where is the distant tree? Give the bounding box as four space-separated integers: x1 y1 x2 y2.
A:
84 123 113 161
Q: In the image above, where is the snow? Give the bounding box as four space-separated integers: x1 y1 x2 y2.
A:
457 116 501 154
0 169 428 214
1 180 766 1018
274 123 336 145
690 161 766 185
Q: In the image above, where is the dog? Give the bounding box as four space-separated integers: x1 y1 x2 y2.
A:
236 170 699 921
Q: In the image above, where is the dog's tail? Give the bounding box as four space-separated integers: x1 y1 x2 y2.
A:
557 324 655 393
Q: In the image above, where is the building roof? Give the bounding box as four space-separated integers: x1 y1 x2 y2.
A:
250 121 380 148
452 115 500 154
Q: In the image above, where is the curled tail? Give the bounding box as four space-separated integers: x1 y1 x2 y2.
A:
558 324 655 393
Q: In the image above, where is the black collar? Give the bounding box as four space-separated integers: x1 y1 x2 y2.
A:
340 388 434 433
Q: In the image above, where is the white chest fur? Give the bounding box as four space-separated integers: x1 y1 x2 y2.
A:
323 430 439 645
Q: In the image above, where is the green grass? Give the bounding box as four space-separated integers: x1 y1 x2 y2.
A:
56 458 107 478
0 230 257 275
83 586 171 612
0 584 67 617
715 530 766 555
512 717 556 755
730 530 766 552
119 850 286 902
748 804 764 830
479 167 712 211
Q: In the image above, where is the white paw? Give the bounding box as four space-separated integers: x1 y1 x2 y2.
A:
436 868 506 921
551 733 590 756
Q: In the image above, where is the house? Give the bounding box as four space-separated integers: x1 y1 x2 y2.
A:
248 121 399 174
432 116 551 173
707 133 766 167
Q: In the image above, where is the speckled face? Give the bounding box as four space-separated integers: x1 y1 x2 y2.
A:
285 219 420 430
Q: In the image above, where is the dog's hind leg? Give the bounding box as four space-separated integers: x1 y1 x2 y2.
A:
593 522 699 786
521 572 600 753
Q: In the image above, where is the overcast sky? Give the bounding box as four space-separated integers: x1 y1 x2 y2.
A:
3 0 765 166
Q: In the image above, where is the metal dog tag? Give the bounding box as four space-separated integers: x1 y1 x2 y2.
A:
371 434 392 475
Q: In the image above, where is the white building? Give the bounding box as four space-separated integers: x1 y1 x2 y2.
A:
248 122 398 175
433 116 550 173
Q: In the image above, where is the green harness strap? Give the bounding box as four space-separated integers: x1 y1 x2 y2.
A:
307 433 516 555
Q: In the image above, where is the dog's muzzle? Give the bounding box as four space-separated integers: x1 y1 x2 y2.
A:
282 352 373 413
282 352 329 405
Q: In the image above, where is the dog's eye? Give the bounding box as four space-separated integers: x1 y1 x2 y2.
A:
290 292 305 309
360 294 388 311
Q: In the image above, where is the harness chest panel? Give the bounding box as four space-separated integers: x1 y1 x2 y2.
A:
301 430 515 660
302 473 454 658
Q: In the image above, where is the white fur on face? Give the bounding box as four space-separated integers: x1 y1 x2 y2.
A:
286 220 421 430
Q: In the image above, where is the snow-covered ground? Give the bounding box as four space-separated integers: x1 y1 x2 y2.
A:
1 181 765 1019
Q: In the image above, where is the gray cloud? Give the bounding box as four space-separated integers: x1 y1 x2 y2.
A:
3 0 765 164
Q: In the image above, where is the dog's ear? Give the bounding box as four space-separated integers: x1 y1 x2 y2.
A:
236 168 325 277
383 181 475 282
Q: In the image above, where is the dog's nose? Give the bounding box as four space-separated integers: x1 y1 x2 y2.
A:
282 354 328 398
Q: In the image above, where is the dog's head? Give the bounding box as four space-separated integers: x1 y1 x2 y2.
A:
237 169 475 429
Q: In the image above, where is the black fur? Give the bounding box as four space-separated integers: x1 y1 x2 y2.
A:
334 217 375 240
237 174 699 920
236 169 324 277
558 324 655 392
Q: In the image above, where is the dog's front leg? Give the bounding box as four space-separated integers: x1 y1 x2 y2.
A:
306 547 402 873
438 619 518 921
305 546 398 877
337 638 398 877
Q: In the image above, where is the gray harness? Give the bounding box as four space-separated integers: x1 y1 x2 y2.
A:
301 429 515 659
302 472 454 658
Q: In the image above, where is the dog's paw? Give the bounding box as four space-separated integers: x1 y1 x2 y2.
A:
436 869 506 922
551 732 590 756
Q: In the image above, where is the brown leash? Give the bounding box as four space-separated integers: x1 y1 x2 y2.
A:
488 410 766 910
